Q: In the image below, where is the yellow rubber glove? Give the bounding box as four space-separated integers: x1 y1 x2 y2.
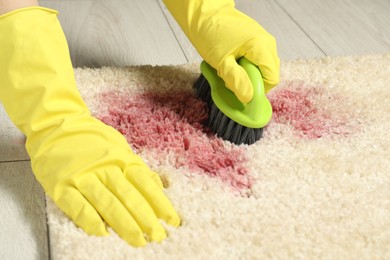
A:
0 7 180 247
163 0 280 104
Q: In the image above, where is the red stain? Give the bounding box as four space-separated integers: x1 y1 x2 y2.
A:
98 90 251 191
267 81 357 139
96 81 356 191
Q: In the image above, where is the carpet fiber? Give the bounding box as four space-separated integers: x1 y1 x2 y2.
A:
47 54 390 259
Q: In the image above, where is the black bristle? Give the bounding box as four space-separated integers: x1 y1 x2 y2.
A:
194 75 212 106
222 119 238 143
230 123 243 145
208 104 219 128
193 74 264 145
214 107 229 136
254 128 264 140
242 128 255 145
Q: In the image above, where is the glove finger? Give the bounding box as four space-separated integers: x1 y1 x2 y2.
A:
243 37 280 93
124 153 164 189
218 55 254 104
102 169 167 243
78 173 147 247
146 170 164 189
54 187 108 236
125 166 181 228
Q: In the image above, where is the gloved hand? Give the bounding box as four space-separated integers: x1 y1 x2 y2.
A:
0 7 180 247
163 0 280 104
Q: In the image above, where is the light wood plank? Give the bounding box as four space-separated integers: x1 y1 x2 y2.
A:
235 0 325 60
40 0 188 67
157 0 325 61
0 161 48 260
276 0 390 56
0 105 29 162
156 0 202 63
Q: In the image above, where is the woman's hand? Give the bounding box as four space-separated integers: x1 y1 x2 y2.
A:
0 7 180 247
164 0 280 103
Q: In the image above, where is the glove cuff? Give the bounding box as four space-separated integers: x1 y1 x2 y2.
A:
0 6 89 138
163 0 234 44
0 6 58 20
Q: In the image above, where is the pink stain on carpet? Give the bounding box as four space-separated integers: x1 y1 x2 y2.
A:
98 90 251 191
267 81 358 139
97 81 357 191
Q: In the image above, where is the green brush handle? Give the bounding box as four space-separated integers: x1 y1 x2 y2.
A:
200 57 272 128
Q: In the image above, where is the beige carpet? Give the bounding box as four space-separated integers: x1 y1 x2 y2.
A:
46 54 390 259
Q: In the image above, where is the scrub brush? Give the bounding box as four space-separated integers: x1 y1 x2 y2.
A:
193 57 272 145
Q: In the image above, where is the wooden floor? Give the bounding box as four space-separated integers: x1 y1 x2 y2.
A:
1 0 389 259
